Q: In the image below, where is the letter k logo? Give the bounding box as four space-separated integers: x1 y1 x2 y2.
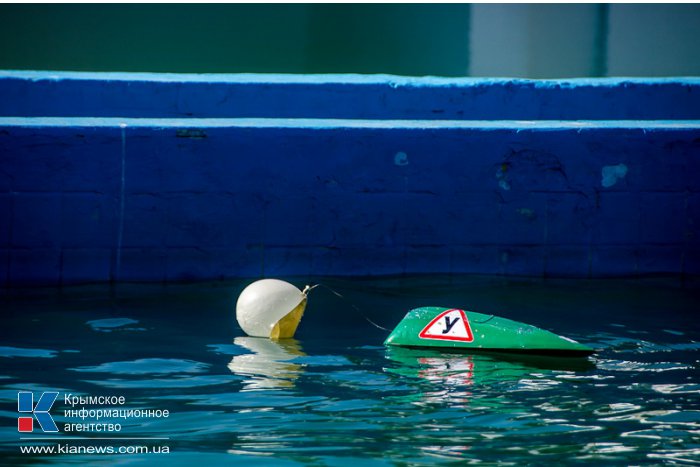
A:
18 392 59 432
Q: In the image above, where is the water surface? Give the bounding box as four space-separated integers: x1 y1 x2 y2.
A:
1 276 698 465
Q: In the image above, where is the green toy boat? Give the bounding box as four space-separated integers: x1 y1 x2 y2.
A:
384 307 594 357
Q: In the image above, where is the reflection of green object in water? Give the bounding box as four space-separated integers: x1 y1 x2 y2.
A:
385 347 536 389
384 346 595 406
385 346 594 382
385 307 594 357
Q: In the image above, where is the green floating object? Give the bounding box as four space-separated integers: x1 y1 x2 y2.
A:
384 307 594 357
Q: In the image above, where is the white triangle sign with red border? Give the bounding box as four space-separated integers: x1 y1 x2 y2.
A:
419 309 474 342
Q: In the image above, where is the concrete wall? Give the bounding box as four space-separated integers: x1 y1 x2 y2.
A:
1 72 699 120
470 4 604 78
470 4 700 78
1 81 699 285
607 5 700 77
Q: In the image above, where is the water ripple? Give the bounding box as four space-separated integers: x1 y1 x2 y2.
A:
0 346 57 358
597 359 692 372
86 317 142 332
2 277 698 464
652 383 700 394
70 358 210 375
83 374 238 389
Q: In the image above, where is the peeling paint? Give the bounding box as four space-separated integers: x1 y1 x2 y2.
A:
176 129 207 139
394 151 409 166
517 208 536 220
601 163 628 188
496 163 511 191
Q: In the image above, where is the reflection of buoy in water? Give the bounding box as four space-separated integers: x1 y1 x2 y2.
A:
236 279 308 339
228 337 305 390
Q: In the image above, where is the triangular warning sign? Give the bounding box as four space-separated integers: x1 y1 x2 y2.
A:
419 309 474 342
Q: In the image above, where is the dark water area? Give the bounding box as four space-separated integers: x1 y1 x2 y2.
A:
1 275 699 465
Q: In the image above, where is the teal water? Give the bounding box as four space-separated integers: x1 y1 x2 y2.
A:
1 276 699 465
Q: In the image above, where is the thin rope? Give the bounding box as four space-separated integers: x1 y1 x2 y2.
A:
472 314 496 324
304 283 391 332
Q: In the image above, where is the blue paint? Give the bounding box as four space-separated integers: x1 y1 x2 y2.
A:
1 116 699 285
1 74 699 285
1 72 700 120
3 117 700 129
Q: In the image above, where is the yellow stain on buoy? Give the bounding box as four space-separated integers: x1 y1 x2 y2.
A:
270 298 306 339
236 279 308 339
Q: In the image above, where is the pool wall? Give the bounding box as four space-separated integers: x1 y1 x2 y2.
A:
2 72 700 120
1 72 699 285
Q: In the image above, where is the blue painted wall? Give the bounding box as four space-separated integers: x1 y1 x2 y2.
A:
1 72 700 120
1 110 699 284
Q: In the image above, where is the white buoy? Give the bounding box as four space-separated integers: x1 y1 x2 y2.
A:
236 279 308 339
